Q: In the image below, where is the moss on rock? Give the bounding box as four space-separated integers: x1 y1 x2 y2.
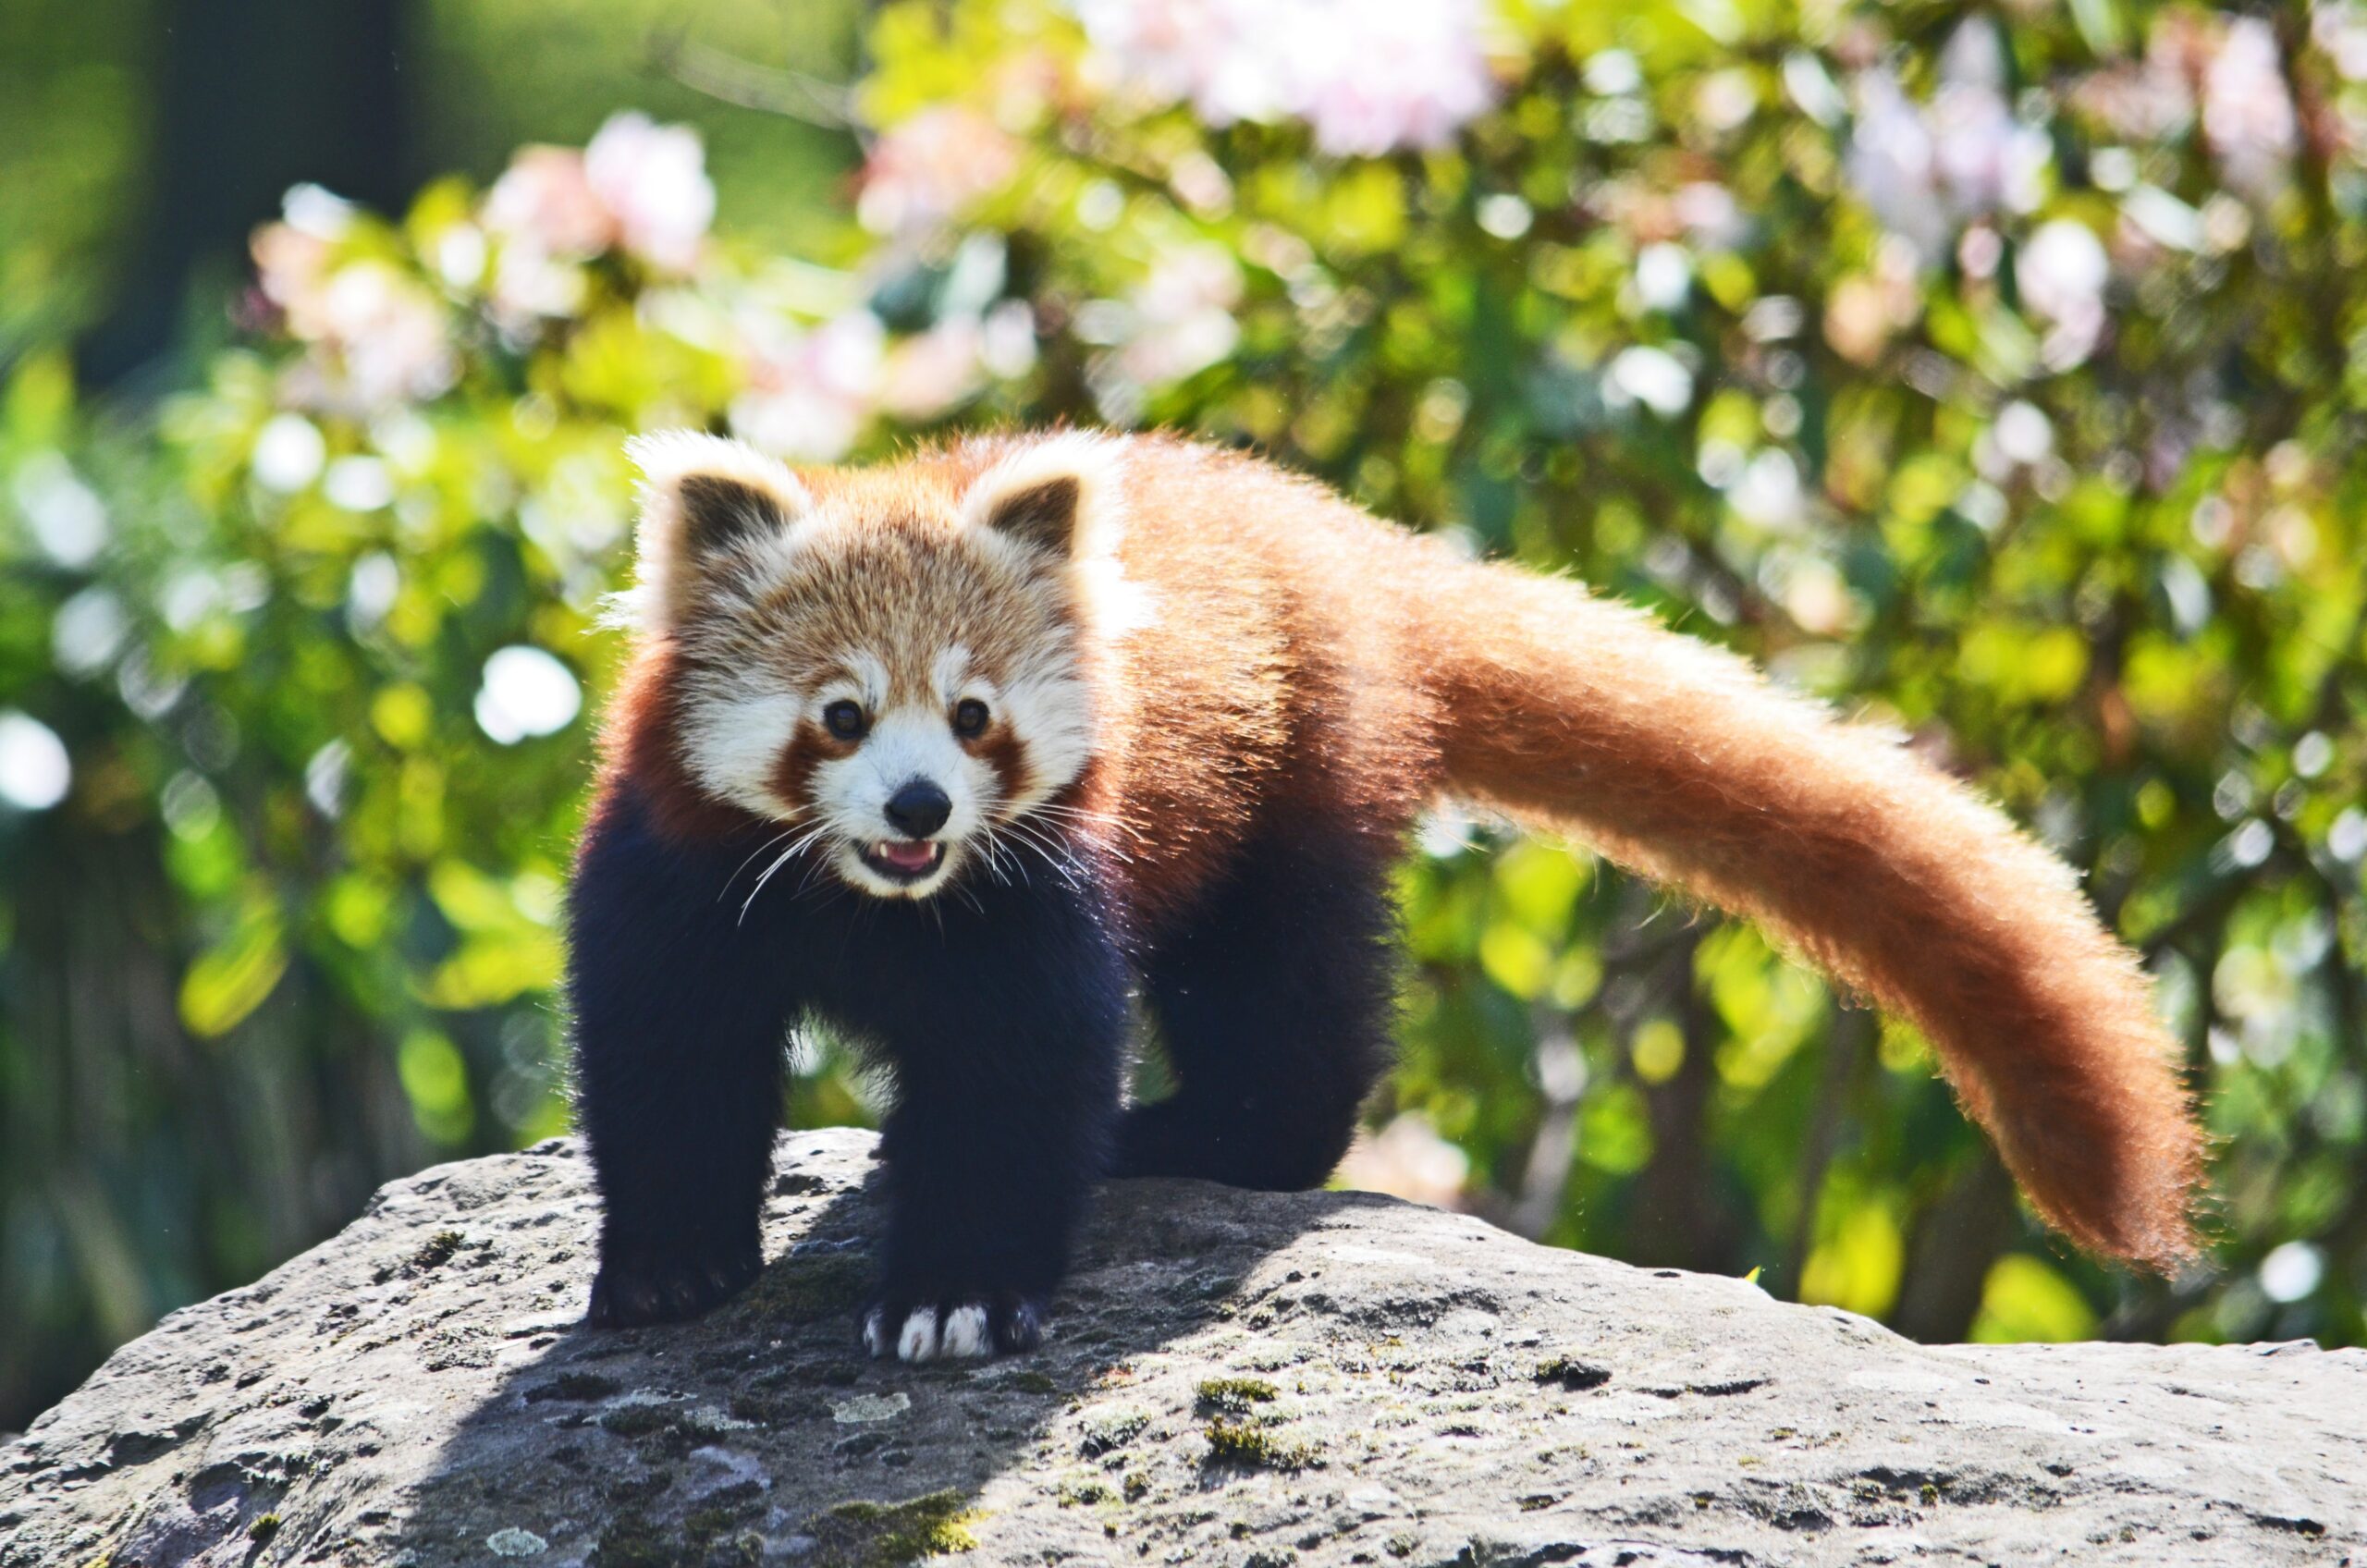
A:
805 1489 980 1567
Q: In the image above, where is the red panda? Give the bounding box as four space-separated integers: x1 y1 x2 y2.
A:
567 427 2203 1362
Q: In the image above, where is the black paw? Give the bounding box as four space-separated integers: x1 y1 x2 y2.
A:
859 1291 1048 1362
587 1242 761 1328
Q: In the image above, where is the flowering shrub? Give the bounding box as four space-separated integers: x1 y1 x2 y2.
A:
5 0 2366 1419
1073 0 1500 155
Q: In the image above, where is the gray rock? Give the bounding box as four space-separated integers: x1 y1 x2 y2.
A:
2 1130 2360 1567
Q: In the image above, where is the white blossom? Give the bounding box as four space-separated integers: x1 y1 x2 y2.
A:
1846 20 2050 263
482 115 715 276
1115 243 1242 390
584 113 717 274
731 311 888 462
271 260 458 413
474 646 583 744
483 146 612 258
1075 0 1494 156
857 107 1020 239
1607 345 1695 417
0 712 71 812
2017 219 2111 372
879 316 987 422
11 453 109 568
2202 18 2298 198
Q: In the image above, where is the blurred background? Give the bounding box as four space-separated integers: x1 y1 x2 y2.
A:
3 0 2362 1433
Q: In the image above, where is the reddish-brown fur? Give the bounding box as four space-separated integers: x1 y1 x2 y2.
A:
599 641 758 844
599 432 2204 1268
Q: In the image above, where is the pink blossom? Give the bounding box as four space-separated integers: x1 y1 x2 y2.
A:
1284 0 1497 156
277 260 459 414
1115 243 1242 390
249 186 457 411
479 115 716 277
980 299 1041 380
251 223 335 319
486 245 588 336
2316 4 2367 83
1845 70 1945 258
1077 0 1291 126
857 107 1021 239
879 316 987 421
1076 0 1495 156
1928 23 2048 220
584 112 717 274
2203 18 2298 198
478 148 599 333
1673 183 1746 251
2074 16 2200 143
1080 242 1243 423
249 186 357 317
730 311 887 462
2078 13 2293 199
476 149 597 336
483 146 612 257
1845 20 2048 263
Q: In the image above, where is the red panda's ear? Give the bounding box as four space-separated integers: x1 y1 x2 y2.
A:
960 434 1125 562
621 432 812 630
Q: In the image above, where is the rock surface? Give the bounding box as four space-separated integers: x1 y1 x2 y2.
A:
3 1130 2361 1568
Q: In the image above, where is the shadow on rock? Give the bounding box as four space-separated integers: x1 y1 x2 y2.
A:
384 1130 1347 1567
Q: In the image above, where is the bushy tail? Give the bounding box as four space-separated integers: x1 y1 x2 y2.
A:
1414 557 2203 1268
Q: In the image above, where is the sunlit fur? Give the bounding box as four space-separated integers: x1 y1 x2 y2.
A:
583 428 2204 1338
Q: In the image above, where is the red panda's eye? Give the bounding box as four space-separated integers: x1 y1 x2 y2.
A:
952 698 990 737
823 700 867 741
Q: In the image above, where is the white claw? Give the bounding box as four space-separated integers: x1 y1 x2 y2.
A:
938 1304 993 1358
897 1306 940 1363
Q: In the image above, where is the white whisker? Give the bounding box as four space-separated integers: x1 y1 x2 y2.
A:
1020 802 1135 861
717 826 797 902
740 822 833 923
1001 819 1085 889
982 825 1029 886
973 830 1015 887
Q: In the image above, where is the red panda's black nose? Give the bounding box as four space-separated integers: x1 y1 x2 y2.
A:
883 779 951 839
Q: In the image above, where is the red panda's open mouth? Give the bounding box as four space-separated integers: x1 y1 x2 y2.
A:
859 839 947 884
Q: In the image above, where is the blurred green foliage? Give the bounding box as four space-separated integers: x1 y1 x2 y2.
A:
0 0 157 351
0 0 858 359
409 0 860 258
5 0 2366 1431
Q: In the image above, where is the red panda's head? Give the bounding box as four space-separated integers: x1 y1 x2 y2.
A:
618 431 1134 900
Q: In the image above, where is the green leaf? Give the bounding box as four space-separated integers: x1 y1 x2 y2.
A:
180 900 289 1039
1970 1255 2101 1343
